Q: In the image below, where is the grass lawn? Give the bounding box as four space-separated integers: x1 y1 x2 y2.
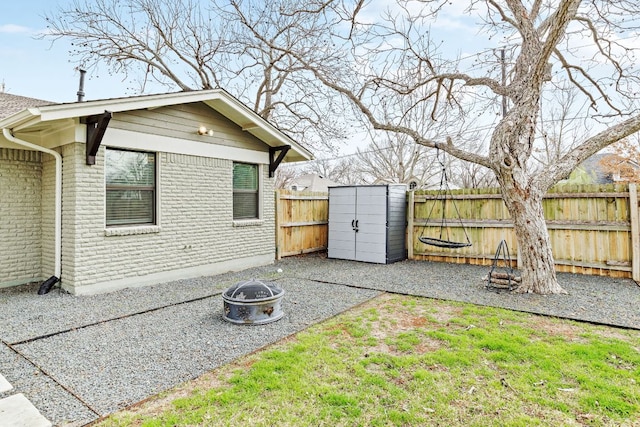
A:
97 294 640 426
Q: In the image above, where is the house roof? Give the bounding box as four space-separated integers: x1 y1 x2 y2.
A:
290 174 341 192
0 89 313 162
574 153 614 184
0 92 53 120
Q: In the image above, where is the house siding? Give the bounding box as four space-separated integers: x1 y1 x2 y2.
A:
109 103 266 151
0 148 43 286
62 144 275 295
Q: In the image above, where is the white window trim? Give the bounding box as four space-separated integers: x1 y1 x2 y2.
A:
105 225 161 236
103 147 161 232
232 163 264 226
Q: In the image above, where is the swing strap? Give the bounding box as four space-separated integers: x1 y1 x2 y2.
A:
418 147 472 249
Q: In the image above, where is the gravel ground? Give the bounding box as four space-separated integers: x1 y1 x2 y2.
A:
0 270 379 426
1 254 639 426
278 253 640 330
0 269 272 345
0 342 96 426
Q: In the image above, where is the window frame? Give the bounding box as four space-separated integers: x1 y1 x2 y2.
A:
232 162 261 221
105 148 157 227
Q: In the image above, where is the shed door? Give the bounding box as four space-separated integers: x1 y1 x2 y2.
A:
354 186 388 263
328 187 357 260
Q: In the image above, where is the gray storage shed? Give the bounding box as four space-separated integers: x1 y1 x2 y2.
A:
327 185 407 264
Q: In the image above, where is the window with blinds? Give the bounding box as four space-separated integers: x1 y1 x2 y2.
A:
106 149 156 226
233 162 259 219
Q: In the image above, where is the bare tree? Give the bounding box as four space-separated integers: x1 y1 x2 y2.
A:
533 84 593 168
355 132 437 186
246 0 640 293
45 0 640 294
274 165 300 189
304 157 363 185
43 0 351 152
450 158 498 189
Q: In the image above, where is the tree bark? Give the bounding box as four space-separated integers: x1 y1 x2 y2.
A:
500 182 567 294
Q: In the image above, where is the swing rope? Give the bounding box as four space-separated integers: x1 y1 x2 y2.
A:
418 147 472 249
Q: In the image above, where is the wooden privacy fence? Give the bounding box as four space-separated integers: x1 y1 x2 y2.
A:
276 184 640 280
409 183 638 279
275 190 329 259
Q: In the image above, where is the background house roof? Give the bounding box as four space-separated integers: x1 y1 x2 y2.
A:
289 174 341 192
0 92 53 120
563 153 615 185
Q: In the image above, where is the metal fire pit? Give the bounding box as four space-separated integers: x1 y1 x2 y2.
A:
222 279 284 324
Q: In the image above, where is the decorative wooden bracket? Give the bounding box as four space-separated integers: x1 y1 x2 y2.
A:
269 145 290 177
81 111 112 165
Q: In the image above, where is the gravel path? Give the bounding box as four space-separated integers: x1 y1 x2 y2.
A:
277 254 640 330
0 271 379 426
1 254 638 426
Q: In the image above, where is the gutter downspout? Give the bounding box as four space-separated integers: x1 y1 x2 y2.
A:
2 128 62 293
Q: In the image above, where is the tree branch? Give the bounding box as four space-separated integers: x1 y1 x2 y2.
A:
539 113 640 189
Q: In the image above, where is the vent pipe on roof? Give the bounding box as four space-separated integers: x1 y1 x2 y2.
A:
77 69 86 102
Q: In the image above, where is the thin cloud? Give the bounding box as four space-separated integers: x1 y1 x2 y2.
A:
0 24 31 34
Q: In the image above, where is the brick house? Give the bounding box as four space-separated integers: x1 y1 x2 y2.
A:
0 90 312 295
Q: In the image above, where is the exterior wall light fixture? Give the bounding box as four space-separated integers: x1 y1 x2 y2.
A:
197 126 214 136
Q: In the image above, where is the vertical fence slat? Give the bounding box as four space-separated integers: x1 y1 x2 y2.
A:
629 183 639 281
275 189 282 260
407 191 414 259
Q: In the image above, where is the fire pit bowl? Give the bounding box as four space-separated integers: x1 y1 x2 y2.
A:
222 279 285 324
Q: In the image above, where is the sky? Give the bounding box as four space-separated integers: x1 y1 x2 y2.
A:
0 0 136 102
0 0 487 104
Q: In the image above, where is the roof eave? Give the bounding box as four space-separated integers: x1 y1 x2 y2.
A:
0 107 42 130
35 90 227 121
1 89 314 162
203 92 313 163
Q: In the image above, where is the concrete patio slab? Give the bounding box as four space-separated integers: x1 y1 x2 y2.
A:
0 393 51 427
0 374 11 394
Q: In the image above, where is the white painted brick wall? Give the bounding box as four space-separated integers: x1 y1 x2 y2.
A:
0 149 43 285
63 145 275 291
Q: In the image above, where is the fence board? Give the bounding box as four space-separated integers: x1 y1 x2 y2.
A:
629 184 640 281
276 190 329 259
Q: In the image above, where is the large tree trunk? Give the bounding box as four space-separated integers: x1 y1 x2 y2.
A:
500 182 567 294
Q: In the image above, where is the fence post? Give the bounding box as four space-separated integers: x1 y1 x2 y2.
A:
407 191 414 259
629 183 640 281
275 189 281 260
